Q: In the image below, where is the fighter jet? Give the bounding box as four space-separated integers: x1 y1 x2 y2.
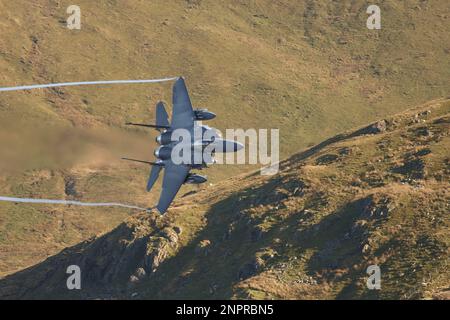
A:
123 77 243 214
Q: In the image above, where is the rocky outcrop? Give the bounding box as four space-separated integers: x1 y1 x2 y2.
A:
195 240 212 257
0 212 182 299
353 120 388 136
238 257 265 281
360 195 396 220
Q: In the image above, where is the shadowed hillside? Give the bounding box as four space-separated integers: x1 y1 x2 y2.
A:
1 99 448 299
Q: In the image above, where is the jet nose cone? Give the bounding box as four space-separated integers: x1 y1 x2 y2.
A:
207 111 216 120
234 141 244 151
213 139 244 153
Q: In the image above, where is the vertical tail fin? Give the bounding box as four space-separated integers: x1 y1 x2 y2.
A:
156 101 170 129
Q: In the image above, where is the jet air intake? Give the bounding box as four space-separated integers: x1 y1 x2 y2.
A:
156 131 175 145
154 146 172 160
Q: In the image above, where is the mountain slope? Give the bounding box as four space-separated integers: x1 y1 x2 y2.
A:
1 0 449 157
1 98 448 299
0 0 449 283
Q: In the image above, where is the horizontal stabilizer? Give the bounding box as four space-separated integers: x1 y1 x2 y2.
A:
147 165 162 192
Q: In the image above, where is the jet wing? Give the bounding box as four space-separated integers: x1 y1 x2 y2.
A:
156 162 190 213
171 77 194 129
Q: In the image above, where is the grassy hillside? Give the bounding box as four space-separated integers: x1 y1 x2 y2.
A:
0 99 448 299
1 1 449 154
0 0 449 279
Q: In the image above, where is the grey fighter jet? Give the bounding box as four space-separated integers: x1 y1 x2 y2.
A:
123 77 243 214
